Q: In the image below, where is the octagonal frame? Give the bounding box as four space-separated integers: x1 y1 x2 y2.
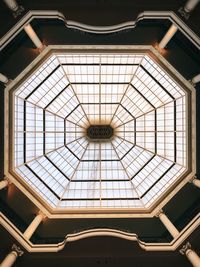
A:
4 45 196 218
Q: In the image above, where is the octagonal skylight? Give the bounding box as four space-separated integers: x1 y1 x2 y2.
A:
13 51 187 210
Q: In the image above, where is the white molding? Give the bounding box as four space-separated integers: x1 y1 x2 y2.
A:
0 11 199 51
0 210 200 252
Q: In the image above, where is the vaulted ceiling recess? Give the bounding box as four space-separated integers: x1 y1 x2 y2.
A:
5 46 195 217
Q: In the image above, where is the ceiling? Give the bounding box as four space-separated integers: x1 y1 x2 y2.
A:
0 0 200 266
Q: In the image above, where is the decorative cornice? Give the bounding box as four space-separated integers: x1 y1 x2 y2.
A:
12 5 25 18
38 210 47 220
0 211 200 252
3 175 11 183
0 11 200 51
179 242 191 255
188 79 196 88
156 209 164 217
190 175 197 182
12 244 24 257
178 7 190 20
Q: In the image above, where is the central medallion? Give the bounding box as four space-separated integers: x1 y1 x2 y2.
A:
87 125 114 140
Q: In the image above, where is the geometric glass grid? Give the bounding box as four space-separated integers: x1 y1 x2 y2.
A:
14 53 187 209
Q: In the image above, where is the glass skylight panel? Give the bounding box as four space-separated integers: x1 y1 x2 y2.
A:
15 55 60 99
13 52 187 210
111 137 134 159
16 165 59 207
47 147 79 177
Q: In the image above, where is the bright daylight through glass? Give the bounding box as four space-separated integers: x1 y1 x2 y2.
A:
14 52 187 209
